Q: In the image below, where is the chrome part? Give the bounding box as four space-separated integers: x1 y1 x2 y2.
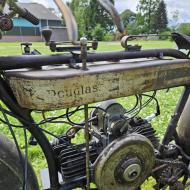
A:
80 37 88 70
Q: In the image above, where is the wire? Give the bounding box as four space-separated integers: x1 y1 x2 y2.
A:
0 117 24 128
141 91 157 109
126 91 158 115
125 95 139 114
0 104 105 129
141 92 160 116
65 106 106 126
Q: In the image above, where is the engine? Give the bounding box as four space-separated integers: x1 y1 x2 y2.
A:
51 100 159 189
52 100 188 190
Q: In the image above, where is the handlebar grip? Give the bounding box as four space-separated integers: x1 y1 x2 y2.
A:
20 8 39 25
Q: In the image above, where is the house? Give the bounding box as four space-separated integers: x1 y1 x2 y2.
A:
2 3 69 42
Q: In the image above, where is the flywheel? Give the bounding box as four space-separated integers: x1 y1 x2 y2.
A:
94 133 155 190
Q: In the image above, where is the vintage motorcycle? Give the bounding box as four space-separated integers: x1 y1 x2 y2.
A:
0 0 190 190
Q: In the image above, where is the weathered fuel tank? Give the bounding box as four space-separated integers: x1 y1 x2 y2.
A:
5 58 190 111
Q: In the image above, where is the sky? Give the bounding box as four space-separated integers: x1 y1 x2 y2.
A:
19 0 190 24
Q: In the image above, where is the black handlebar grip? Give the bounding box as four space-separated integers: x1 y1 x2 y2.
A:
20 8 39 25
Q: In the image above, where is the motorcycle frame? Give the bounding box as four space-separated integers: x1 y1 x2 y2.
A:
0 50 190 190
0 1 190 189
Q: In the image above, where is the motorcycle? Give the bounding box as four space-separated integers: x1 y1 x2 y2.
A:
0 0 190 190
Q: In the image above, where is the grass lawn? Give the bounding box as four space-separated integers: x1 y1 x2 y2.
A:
0 40 186 189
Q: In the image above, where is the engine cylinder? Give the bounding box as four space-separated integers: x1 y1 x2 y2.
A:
178 98 190 155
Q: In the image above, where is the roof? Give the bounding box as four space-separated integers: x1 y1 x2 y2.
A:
6 3 61 21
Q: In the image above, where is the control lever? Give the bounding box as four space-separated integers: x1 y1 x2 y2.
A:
21 42 32 54
41 28 52 45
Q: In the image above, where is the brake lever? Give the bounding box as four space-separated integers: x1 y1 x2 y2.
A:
8 0 39 25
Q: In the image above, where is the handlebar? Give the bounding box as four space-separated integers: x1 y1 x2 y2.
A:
16 7 39 25
0 49 188 71
8 1 39 25
97 0 125 34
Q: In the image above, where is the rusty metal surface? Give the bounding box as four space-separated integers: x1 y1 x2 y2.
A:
53 0 78 42
6 59 190 110
97 0 125 34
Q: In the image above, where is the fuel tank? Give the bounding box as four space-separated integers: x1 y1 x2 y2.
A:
5 58 190 111
178 97 190 155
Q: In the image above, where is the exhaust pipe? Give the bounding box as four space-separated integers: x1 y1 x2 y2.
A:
97 0 125 34
53 0 78 43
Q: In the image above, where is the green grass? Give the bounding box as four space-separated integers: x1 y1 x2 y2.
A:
0 40 186 189
0 40 175 55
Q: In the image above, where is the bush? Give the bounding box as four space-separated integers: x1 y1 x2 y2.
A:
103 33 114 41
177 23 190 36
91 24 105 41
160 31 172 40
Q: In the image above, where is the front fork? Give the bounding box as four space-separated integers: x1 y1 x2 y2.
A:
178 94 190 155
161 85 190 148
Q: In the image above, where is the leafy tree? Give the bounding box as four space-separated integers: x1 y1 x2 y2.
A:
92 24 105 40
153 0 168 33
177 23 190 36
137 0 160 33
171 10 179 27
69 0 115 39
120 9 136 28
69 0 89 37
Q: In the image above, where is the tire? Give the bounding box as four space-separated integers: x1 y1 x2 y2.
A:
0 133 39 190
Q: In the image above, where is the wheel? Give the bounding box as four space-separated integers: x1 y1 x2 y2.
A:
0 133 39 190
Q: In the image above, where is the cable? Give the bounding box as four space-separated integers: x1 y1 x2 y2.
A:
141 92 160 116
0 104 105 129
65 106 106 126
125 95 139 114
126 91 158 116
141 91 157 109
0 117 24 128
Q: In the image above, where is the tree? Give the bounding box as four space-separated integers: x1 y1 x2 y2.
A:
153 0 168 33
68 0 89 37
69 0 115 39
177 23 190 36
137 0 160 33
171 10 179 27
92 24 105 40
120 9 136 28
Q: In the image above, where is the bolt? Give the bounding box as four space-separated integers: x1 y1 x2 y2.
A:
123 164 141 182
